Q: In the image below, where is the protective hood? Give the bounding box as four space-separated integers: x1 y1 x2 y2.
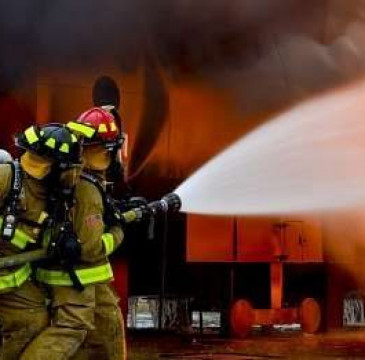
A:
20 151 53 180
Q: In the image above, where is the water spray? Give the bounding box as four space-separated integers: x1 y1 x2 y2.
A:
175 80 365 216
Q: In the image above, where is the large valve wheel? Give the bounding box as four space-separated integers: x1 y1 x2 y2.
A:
299 297 321 334
230 299 254 338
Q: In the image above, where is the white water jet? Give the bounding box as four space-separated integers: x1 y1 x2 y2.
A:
175 80 365 215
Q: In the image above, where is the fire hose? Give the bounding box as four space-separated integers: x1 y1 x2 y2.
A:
0 193 181 270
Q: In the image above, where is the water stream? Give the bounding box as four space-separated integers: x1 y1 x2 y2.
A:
176 80 365 215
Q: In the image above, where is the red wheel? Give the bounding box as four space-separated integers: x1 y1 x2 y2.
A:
230 299 254 338
299 297 321 333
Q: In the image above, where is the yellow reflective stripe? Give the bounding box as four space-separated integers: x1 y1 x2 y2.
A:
71 134 78 143
67 122 96 139
0 217 36 249
0 264 32 290
36 263 114 286
110 122 117 132
11 229 36 250
98 124 108 133
59 143 70 153
38 211 48 224
101 233 114 256
24 126 39 144
45 138 56 149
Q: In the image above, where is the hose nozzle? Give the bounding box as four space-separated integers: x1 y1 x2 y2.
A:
148 193 182 215
120 193 182 224
161 193 182 212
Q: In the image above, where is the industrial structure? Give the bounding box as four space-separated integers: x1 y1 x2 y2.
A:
1 2 365 352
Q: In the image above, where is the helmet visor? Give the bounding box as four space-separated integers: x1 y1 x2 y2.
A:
103 133 125 151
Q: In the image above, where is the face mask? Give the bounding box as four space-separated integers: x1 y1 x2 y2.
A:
83 145 111 171
21 151 53 180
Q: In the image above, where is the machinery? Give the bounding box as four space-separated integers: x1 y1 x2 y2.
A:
187 215 324 337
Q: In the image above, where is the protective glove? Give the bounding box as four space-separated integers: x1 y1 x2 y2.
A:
47 222 81 267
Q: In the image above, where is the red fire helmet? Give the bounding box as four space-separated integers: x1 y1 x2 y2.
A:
74 107 124 150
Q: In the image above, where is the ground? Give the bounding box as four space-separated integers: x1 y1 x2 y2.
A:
128 329 365 360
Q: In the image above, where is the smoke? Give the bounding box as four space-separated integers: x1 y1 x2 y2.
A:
211 28 365 114
191 1 365 113
1 0 365 111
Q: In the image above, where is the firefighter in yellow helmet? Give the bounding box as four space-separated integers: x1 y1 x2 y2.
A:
0 123 82 360
21 107 126 360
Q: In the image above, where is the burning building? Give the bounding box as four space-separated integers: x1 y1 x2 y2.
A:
1 0 365 340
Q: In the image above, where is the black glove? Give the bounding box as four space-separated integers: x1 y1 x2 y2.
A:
104 195 124 227
48 222 81 268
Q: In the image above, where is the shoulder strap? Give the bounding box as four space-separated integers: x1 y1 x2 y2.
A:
80 172 108 208
80 172 121 226
1 160 23 241
9 160 23 197
80 172 104 193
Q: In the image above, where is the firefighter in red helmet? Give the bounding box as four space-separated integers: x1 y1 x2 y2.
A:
75 106 124 173
71 106 127 360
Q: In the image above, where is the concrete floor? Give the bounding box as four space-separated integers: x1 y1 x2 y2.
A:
128 329 365 360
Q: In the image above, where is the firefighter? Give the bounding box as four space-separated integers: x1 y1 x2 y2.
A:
21 107 126 360
70 106 127 360
0 123 82 360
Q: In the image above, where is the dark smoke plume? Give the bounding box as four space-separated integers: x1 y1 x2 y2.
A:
1 0 365 111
